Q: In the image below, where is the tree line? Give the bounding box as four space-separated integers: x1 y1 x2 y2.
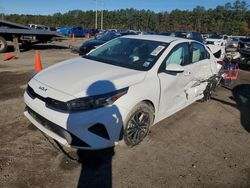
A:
3 0 250 35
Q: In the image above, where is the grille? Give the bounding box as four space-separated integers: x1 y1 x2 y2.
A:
27 85 46 101
26 85 68 111
26 106 90 147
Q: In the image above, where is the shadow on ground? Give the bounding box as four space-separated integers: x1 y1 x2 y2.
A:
31 44 69 50
239 64 250 71
5 44 68 53
232 84 250 132
77 147 115 188
212 84 250 132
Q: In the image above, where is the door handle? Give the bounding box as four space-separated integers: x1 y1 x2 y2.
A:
184 72 192 76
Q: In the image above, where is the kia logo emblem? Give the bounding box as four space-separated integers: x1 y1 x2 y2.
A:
39 86 47 92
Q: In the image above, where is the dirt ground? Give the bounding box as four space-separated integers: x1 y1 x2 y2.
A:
0 39 250 188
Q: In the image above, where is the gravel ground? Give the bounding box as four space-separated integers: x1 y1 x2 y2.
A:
0 39 250 188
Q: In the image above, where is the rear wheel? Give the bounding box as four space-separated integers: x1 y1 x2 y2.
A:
0 36 7 53
124 102 154 146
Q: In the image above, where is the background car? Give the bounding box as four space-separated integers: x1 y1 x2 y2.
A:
28 24 56 31
171 31 204 43
158 32 172 36
227 37 240 48
206 34 228 46
57 26 90 37
238 37 250 68
79 31 137 55
24 35 220 150
56 27 71 36
68 27 90 37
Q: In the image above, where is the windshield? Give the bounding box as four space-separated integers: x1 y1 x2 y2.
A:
84 38 169 71
98 32 121 41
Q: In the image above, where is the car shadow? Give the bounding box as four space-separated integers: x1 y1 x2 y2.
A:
210 97 237 108
65 80 124 188
239 64 250 71
5 44 69 53
232 84 250 132
31 44 69 50
77 147 114 188
212 84 250 132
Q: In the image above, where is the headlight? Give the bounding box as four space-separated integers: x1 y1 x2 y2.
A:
66 87 129 111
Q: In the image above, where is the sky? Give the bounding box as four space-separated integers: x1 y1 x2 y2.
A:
0 0 244 15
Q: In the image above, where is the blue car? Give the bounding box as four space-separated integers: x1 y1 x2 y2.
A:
57 27 90 37
79 31 122 55
56 27 71 36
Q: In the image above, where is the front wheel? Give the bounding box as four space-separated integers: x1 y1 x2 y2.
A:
124 102 154 146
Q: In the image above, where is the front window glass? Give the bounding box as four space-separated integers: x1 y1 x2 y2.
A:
85 38 169 71
164 43 189 67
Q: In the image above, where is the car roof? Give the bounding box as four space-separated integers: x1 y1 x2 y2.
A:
121 34 190 43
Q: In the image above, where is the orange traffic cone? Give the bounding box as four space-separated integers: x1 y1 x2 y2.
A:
72 33 75 43
34 50 42 72
3 53 16 61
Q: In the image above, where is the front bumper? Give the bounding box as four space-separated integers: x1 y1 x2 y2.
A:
24 91 129 150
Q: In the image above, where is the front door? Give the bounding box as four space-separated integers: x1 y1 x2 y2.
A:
157 43 193 119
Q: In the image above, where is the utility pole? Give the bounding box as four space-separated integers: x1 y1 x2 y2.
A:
95 0 98 29
101 0 103 30
0 7 4 20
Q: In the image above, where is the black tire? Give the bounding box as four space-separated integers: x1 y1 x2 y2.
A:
21 41 32 51
124 102 154 146
0 36 7 53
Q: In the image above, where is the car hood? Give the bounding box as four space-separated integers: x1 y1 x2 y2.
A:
33 57 147 98
83 39 106 47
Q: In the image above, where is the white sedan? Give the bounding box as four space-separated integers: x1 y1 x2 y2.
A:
24 35 220 150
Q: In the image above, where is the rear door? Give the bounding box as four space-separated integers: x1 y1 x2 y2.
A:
183 42 213 103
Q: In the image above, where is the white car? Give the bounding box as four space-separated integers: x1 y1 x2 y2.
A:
206 34 228 46
24 35 219 150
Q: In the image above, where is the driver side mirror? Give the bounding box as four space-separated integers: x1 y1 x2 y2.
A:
165 64 184 73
